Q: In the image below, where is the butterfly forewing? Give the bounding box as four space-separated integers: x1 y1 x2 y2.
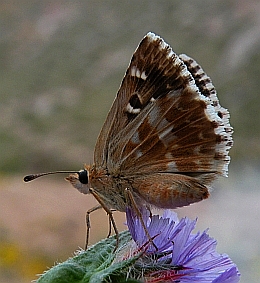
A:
92 32 232 208
94 33 189 166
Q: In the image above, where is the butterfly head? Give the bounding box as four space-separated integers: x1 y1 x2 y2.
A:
65 168 91 194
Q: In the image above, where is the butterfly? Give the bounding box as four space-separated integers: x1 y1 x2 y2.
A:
24 32 233 247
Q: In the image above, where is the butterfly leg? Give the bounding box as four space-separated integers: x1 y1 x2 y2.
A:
107 209 117 239
85 204 102 250
89 188 119 250
125 188 158 251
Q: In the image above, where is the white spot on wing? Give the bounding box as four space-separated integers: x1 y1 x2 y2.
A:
126 103 141 114
165 153 177 171
159 126 173 141
135 149 143 158
131 66 147 80
136 68 141 78
131 66 137 77
167 161 178 171
131 131 140 144
141 71 147 80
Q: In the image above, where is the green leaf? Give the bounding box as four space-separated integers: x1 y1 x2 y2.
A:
37 231 141 283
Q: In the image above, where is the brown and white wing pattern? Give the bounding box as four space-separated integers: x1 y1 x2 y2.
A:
94 32 233 208
94 32 192 166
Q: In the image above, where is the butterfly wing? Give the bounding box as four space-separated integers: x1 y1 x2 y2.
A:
94 32 232 208
94 32 192 166
115 56 232 178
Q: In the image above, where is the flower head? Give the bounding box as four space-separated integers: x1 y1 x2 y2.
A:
125 207 240 283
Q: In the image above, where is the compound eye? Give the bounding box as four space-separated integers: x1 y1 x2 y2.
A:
78 170 88 184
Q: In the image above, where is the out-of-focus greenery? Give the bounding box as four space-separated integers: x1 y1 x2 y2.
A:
1 0 259 174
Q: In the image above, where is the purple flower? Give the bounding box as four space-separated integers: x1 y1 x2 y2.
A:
125 207 240 283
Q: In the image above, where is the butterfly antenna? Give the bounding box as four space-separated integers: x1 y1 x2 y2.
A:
23 171 79 182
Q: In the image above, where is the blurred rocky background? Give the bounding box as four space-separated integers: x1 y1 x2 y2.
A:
0 1 259 282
